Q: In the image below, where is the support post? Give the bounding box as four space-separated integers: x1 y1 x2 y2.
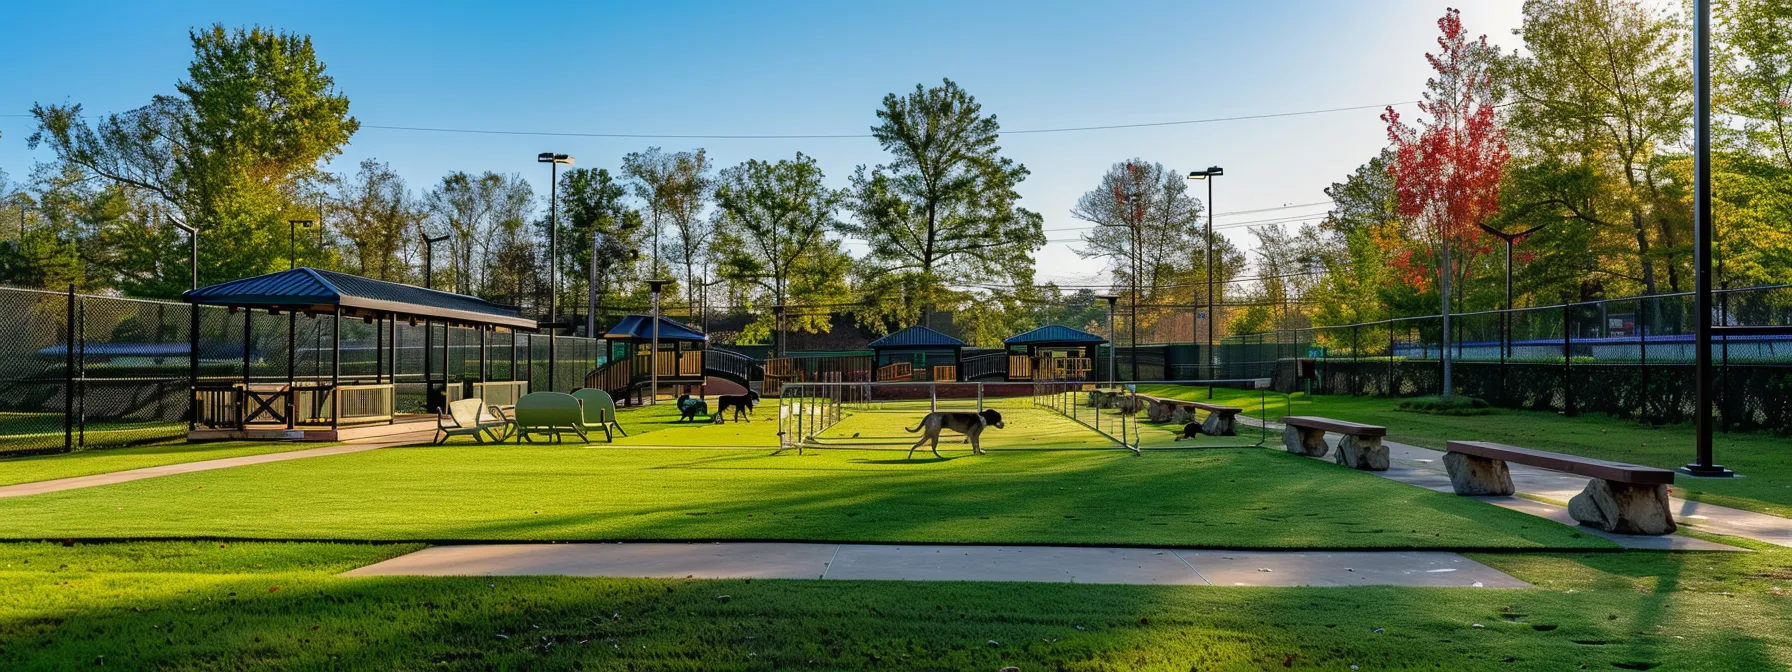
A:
1686 0 1732 476
331 307 341 429
242 307 253 389
1563 302 1574 416
188 293 199 431
64 285 74 452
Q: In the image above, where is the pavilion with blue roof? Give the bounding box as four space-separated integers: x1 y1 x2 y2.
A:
1003 324 1105 381
868 326 965 381
596 315 709 399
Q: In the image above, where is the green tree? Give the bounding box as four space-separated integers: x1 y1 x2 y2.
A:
30 25 358 287
558 167 643 334
844 79 1045 331
334 159 421 283
424 172 533 298
1071 160 1230 344
1503 0 1692 296
710 154 852 347
621 147 711 308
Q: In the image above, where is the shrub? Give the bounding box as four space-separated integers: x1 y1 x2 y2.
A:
1397 395 1494 415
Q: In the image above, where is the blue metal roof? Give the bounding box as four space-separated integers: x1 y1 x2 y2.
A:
182 268 536 329
1005 325 1108 345
603 315 707 342
868 325 966 349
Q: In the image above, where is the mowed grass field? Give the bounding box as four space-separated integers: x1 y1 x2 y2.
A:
0 434 1609 550
1136 385 1792 517
0 441 328 487
1 540 1787 670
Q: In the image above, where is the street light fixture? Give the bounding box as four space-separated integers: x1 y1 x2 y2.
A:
538 152 575 392
287 219 314 270
648 278 673 404
1189 166 1224 396
422 232 451 411
168 218 198 290
1476 221 1550 360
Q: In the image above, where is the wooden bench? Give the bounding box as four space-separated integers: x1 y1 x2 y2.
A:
1445 440 1677 536
1135 395 1242 436
1281 416 1388 470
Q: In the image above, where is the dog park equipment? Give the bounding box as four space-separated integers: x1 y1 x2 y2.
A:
571 388 627 442
1444 440 1678 535
586 315 713 406
868 326 965 382
1030 382 1141 454
512 392 587 443
1280 416 1389 470
1133 394 1242 436
434 398 508 444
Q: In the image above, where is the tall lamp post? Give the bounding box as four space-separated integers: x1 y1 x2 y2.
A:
648 279 672 404
538 153 574 391
287 219 314 269
1097 294 1119 385
423 233 450 411
1476 222 1549 358
1687 0 1736 477
1188 166 1223 396
168 218 198 290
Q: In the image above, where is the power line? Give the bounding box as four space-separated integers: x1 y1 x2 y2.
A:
355 101 1419 140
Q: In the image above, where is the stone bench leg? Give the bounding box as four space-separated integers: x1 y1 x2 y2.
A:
1146 400 1169 423
1334 434 1389 471
1169 407 1193 425
1443 452 1515 496
1568 479 1676 535
1281 425 1327 457
1203 411 1237 437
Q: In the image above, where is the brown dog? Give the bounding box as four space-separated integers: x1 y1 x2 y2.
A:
905 409 1005 458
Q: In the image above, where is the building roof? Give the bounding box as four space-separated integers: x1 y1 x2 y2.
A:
868 325 966 349
1005 324 1108 346
603 315 707 342
182 268 536 329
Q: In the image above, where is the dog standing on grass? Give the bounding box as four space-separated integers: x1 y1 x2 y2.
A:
905 409 1005 458
715 391 759 423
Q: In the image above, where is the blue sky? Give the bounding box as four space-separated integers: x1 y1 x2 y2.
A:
0 0 1528 284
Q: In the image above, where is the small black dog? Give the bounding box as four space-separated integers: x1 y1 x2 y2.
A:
675 394 710 422
715 391 760 423
1173 421 1210 442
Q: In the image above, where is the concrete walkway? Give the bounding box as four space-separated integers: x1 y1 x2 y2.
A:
344 542 1530 588
1242 416 1780 550
0 430 432 499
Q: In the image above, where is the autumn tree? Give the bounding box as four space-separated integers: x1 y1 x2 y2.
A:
844 79 1045 332
1383 8 1509 399
711 153 852 348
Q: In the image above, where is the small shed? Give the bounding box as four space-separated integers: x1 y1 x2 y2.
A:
868 326 965 382
595 315 708 400
1004 325 1105 381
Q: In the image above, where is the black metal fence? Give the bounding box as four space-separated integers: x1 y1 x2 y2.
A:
1219 285 1792 433
0 286 604 457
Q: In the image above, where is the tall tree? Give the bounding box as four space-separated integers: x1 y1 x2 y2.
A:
844 79 1045 329
1712 0 1792 289
332 160 421 282
29 25 358 285
621 147 710 303
558 167 643 334
1503 0 1692 295
424 172 533 299
1071 160 1210 344
1384 8 1508 399
711 153 852 346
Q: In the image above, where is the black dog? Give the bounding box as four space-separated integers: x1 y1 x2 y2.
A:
675 394 710 422
715 391 760 423
1173 421 1210 442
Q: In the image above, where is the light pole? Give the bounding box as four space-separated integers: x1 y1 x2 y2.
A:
1477 222 1549 359
1688 0 1735 477
1189 166 1223 395
538 153 574 391
168 218 198 290
648 279 672 404
1097 294 1119 385
1102 166 1146 383
423 233 450 411
288 219 314 269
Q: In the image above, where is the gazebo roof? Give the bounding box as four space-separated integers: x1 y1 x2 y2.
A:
182 267 536 329
603 315 707 342
1005 324 1108 346
868 325 965 349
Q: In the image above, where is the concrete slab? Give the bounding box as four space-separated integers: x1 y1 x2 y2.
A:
824 544 1210 585
343 542 838 579
1176 550 1529 588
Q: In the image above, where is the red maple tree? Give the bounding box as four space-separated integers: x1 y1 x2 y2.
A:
1381 8 1507 299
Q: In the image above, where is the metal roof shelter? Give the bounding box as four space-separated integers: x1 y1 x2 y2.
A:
180 268 539 437
587 315 710 403
868 326 965 381
1004 325 1105 382
602 315 708 342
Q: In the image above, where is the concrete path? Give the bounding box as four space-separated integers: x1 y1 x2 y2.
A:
0 430 432 499
1242 416 1777 550
343 542 1529 588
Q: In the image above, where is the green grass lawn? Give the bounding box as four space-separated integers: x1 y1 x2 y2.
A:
0 441 1608 550
1137 385 1792 518
0 441 331 487
1 540 1785 670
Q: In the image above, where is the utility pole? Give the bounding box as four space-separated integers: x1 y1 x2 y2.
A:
538 153 574 391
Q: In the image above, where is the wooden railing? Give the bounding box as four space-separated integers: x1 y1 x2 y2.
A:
1036 357 1094 381
931 365 958 382
335 384 395 425
877 362 913 381
678 351 704 376
1009 356 1033 379
192 384 241 429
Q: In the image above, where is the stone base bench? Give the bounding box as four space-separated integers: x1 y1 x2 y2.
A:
1444 440 1677 536
1136 395 1242 436
1281 416 1389 470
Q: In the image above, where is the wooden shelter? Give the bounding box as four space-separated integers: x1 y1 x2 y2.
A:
868 326 965 382
1004 325 1104 381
